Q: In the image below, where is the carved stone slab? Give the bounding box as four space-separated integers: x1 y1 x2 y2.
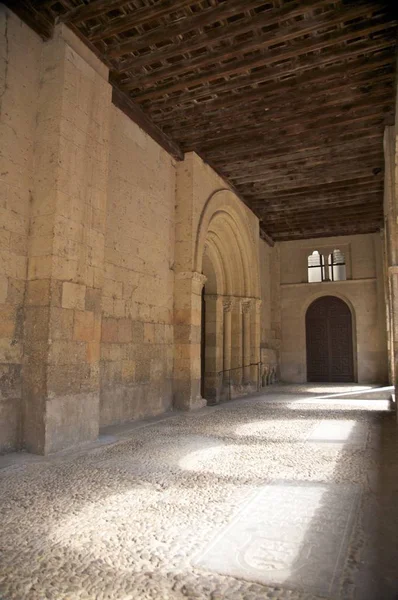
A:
194 481 360 597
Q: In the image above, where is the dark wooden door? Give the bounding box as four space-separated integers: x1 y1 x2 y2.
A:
306 296 354 382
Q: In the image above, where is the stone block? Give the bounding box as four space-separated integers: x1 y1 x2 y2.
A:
136 359 150 383
101 317 118 343
144 322 155 343
45 391 99 454
24 306 50 341
101 343 123 362
0 304 16 337
122 359 135 382
86 341 100 364
132 320 144 342
85 287 101 313
62 281 86 310
73 310 95 342
118 318 132 343
48 340 86 365
50 307 74 340
0 397 20 451
0 276 8 304
6 278 25 305
26 279 51 306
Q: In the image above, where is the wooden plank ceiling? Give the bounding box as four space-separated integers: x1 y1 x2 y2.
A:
8 0 397 241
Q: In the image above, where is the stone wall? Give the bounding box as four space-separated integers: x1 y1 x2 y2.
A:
0 9 266 453
278 233 388 383
100 106 176 427
0 9 41 451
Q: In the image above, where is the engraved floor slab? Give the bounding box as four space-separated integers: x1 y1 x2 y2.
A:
194 482 360 598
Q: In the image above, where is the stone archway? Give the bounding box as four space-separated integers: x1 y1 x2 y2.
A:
197 191 261 403
173 184 261 410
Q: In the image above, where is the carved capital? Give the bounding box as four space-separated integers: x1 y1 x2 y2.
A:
242 300 252 314
223 297 234 312
176 271 207 295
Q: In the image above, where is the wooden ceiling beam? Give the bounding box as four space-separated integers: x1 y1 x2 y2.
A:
107 0 267 58
115 0 334 72
250 185 383 203
206 125 384 162
152 56 394 124
185 107 390 155
124 2 387 90
245 171 383 194
228 146 384 170
272 225 382 241
201 115 386 152
167 89 393 146
88 0 199 41
245 177 383 200
210 134 383 168
262 197 383 217
61 0 134 24
132 20 395 102
227 153 384 183
142 38 395 115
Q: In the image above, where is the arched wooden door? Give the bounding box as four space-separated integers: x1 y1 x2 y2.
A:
306 296 354 382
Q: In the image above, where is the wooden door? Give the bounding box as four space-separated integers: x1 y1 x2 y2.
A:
306 296 354 382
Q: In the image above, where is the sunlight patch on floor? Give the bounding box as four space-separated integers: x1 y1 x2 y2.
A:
286 399 391 411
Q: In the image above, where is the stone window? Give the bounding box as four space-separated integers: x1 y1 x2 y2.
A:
307 250 326 282
327 249 346 281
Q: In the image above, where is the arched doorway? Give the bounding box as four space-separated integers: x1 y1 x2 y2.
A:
306 296 354 382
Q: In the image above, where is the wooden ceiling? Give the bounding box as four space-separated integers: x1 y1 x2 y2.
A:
8 0 397 241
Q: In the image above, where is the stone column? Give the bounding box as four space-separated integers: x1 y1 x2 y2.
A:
223 298 232 382
242 300 252 384
231 298 243 387
203 294 223 402
23 25 111 454
251 299 262 385
174 271 207 410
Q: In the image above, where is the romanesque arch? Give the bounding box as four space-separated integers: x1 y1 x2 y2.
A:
195 190 261 402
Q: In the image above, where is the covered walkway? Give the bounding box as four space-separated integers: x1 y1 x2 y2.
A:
0 385 397 600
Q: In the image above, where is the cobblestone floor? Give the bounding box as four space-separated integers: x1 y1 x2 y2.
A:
0 385 397 600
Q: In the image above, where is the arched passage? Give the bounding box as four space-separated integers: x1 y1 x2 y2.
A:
306 295 354 382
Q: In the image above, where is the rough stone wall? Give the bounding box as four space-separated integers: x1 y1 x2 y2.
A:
23 24 112 454
0 9 41 450
279 233 388 383
100 106 176 427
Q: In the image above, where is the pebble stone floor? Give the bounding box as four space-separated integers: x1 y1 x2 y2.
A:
1 385 398 600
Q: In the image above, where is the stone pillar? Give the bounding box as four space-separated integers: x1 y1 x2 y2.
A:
383 125 397 394
242 300 252 384
174 271 207 410
223 298 232 382
203 294 223 402
22 26 111 454
231 298 243 386
251 299 262 385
